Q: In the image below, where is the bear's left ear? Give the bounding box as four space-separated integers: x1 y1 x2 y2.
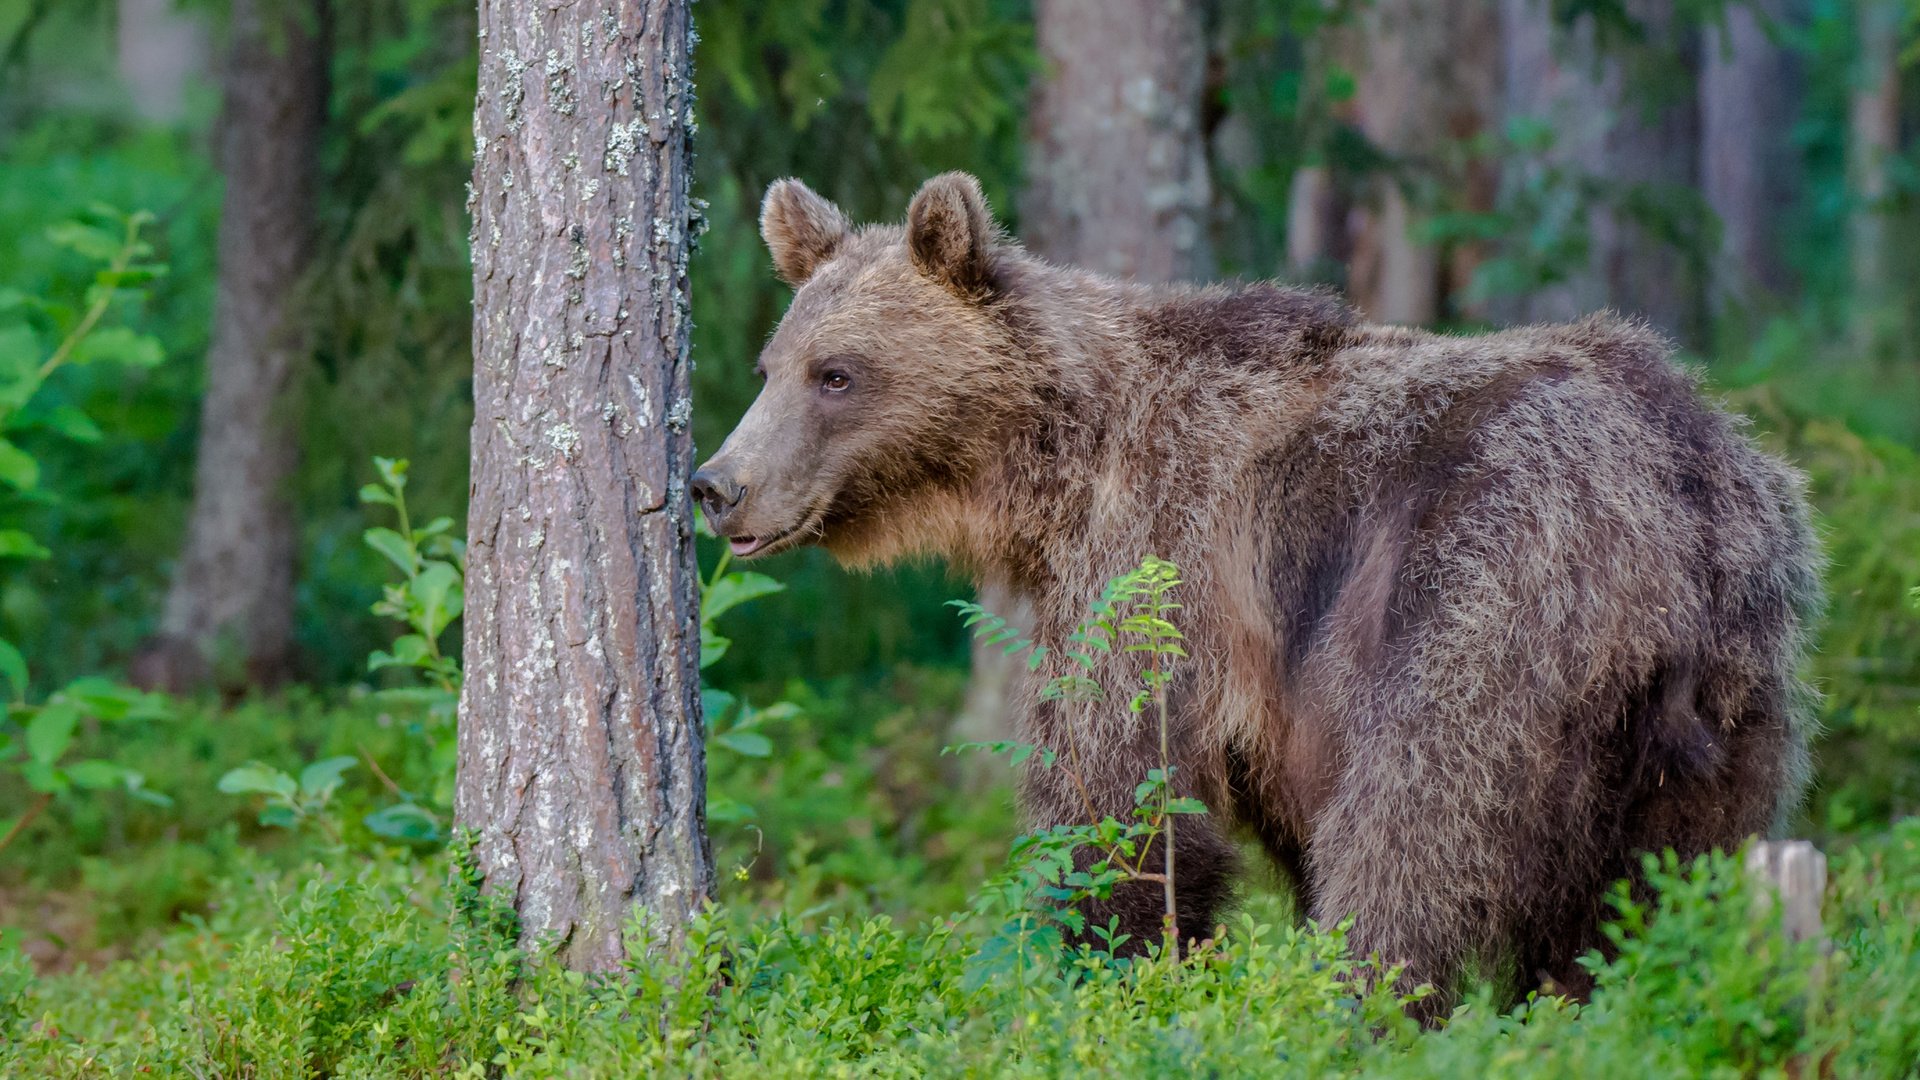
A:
906 172 999 300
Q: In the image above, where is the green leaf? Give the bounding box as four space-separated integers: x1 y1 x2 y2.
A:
374 456 408 490
298 756 359 796
60 676 161 722
363 526 417 576
703 571 785 622
45 220 122 261
1165 797 1210 815
258 804 299 829
364 802 441 842
23 760 67 794
357 483 397 506
65 760 128 789
700 688 738 726
0 438 40 491
32 404 103 443
700 625 730 670
71 327 163 368
714 730 773 757
218 763 298 799
0 529 50 560
707 794 753 824
0 638 26 701
414 560 463 638
25 700 80 764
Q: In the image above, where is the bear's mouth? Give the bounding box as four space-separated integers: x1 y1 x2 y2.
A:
724 512 818 560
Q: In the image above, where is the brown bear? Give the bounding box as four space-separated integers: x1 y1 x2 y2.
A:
691 172 1821 1013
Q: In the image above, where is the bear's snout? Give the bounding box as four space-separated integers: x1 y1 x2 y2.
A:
690 467 745 527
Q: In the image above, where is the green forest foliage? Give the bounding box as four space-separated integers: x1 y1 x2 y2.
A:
1 0 1919 1073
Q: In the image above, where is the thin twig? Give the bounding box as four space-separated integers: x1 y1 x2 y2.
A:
0 792 52 855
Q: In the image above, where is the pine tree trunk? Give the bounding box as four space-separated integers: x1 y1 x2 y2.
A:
952 0 1212 772
1024 0 1212 281
1346 0 1499 325
456 0 710 970
1494 0 1704 343
143 0 323 691
1850 0 1902 342
117 0 210 123
1699 0 1798 312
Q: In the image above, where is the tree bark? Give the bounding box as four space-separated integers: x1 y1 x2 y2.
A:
1345 0 1500 325
1699 0 1798 311
143 0 324 691
1493 0 1704 343
457 0 711 970
1850 0 1903 341
117 0 210 124
1023 0 1212 281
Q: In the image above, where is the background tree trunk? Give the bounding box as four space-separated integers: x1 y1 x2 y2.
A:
1022 0 1212 281
1850 0 1903 345
951 0 1213 774
1493 0 1704 343
117 0 209 124
143 0 324 691
1345 0 1499 325
1699 0 1798 314
456 0 711 970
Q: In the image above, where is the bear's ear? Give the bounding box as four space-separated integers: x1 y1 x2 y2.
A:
906 172 999 300
761 178 850 287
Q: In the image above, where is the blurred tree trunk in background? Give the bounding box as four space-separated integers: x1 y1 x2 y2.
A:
950 0 1213 770
1850 0 1903 346
117 0 209 123
1023 0 1212 280
1699 0 1798 314
1345 0 1499 325
456 0 711 969
1494 0 1704 343
142 0 324 691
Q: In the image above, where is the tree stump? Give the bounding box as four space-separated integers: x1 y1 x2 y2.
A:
1746 839 1827 946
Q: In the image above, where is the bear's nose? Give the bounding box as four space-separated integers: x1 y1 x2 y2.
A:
690 468 744 515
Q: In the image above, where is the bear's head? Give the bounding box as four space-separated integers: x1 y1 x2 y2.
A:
692 172 1030 567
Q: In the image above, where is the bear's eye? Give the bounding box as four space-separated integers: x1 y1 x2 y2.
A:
820 370 852 394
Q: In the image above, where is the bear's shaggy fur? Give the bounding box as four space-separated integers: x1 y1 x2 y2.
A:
693 173 1821 1012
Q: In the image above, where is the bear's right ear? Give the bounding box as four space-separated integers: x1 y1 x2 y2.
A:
906 172 999 301
761 178 850 287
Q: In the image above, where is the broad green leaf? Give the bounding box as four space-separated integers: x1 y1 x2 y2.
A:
414 560 463 638
374 456 408 490
22 760 66 794
258 804 299 829
703 571 785 622
714 730 772 757
26 700 80 763
218 763 298 799
45 220 121 261
59 676 156 721
364 802 440 842
358 483 397 506
751 701 802 724
700 688 738 726
0 438 40 491
363 526 417 576
33 404 103 442
298 755 359 796
65 760 128 789
0 638 26 701
0 529 50 560
707 794 752 824
700 625 730 669
71 327 164 368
